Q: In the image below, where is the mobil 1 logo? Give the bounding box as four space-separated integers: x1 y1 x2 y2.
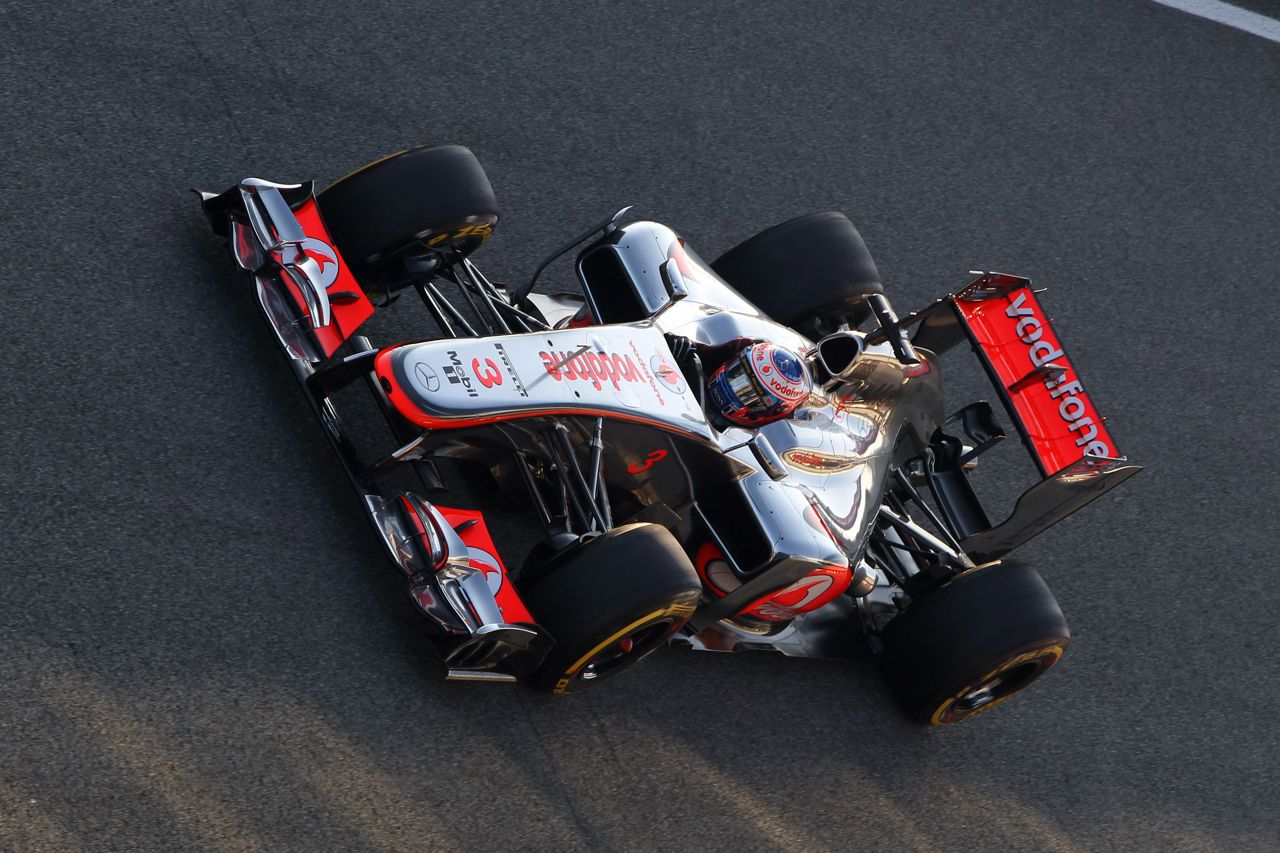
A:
442 350 478 398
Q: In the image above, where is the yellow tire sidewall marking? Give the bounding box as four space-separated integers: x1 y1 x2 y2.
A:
553 601 696 694
325 148 412 190
425 222 494 246
929 643 1066 725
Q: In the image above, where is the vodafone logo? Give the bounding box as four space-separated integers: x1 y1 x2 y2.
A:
301 237 340 289
782 448 859 473
1004 291 1113 459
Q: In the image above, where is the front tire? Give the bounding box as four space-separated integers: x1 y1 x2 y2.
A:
877 562 1070 724
711 212 884 336
519 524 701 694
316 144 499 286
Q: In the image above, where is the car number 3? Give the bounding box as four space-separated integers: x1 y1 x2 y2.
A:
626 449 668 474
472 357 503 388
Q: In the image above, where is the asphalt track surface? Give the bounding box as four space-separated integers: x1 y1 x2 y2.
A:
2 1 1278 850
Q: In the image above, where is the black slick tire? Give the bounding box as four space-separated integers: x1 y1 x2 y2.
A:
316 144 499 283
877 562 1070 725
519 523 701 694
711 212 884 335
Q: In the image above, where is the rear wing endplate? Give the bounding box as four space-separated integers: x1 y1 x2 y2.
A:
902 272 1142 560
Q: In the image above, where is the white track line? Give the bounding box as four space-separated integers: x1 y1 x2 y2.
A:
1151 0 1280 44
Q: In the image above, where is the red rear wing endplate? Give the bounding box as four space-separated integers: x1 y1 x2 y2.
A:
950 273 1116 476
912 272 1120 477
905 272 1142 561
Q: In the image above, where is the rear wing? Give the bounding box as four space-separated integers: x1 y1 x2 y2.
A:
903 272 1142 560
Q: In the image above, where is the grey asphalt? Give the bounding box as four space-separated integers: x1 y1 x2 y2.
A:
2 1 1278 850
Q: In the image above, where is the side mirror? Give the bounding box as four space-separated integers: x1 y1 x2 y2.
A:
660 258 690 303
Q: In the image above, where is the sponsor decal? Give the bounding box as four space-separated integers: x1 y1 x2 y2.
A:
301 237 340 289
782 448 860 474
539 346 644 393
414 363 441 392
650 354 686 394
442 350 478 398
1004 292 1112 459
492 342 528 397
626 449 668 475
471 357 503 388
748 344 809 403
426 222 493 247
629 340 666 407
771 349 804 382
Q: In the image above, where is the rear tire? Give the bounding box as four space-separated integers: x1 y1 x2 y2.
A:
317 144 499 285
519 524 701 694
877 562 1070 724
711 212 883 336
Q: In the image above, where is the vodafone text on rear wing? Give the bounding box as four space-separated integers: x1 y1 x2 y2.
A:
904 272 1142 561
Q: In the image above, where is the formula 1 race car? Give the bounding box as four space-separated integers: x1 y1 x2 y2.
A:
199 145 1140 724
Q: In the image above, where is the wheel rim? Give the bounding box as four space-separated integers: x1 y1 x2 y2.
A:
933 645 1065 724
576 620 675 683
952 661 1040 713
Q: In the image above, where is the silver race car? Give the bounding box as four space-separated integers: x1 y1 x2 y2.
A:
199 145 1139 723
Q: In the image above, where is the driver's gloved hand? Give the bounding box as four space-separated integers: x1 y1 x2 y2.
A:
664 333 695 363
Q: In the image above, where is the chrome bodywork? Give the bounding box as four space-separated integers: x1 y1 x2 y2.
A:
202 166 1137 680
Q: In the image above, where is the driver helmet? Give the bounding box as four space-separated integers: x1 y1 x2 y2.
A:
708 342 812 426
